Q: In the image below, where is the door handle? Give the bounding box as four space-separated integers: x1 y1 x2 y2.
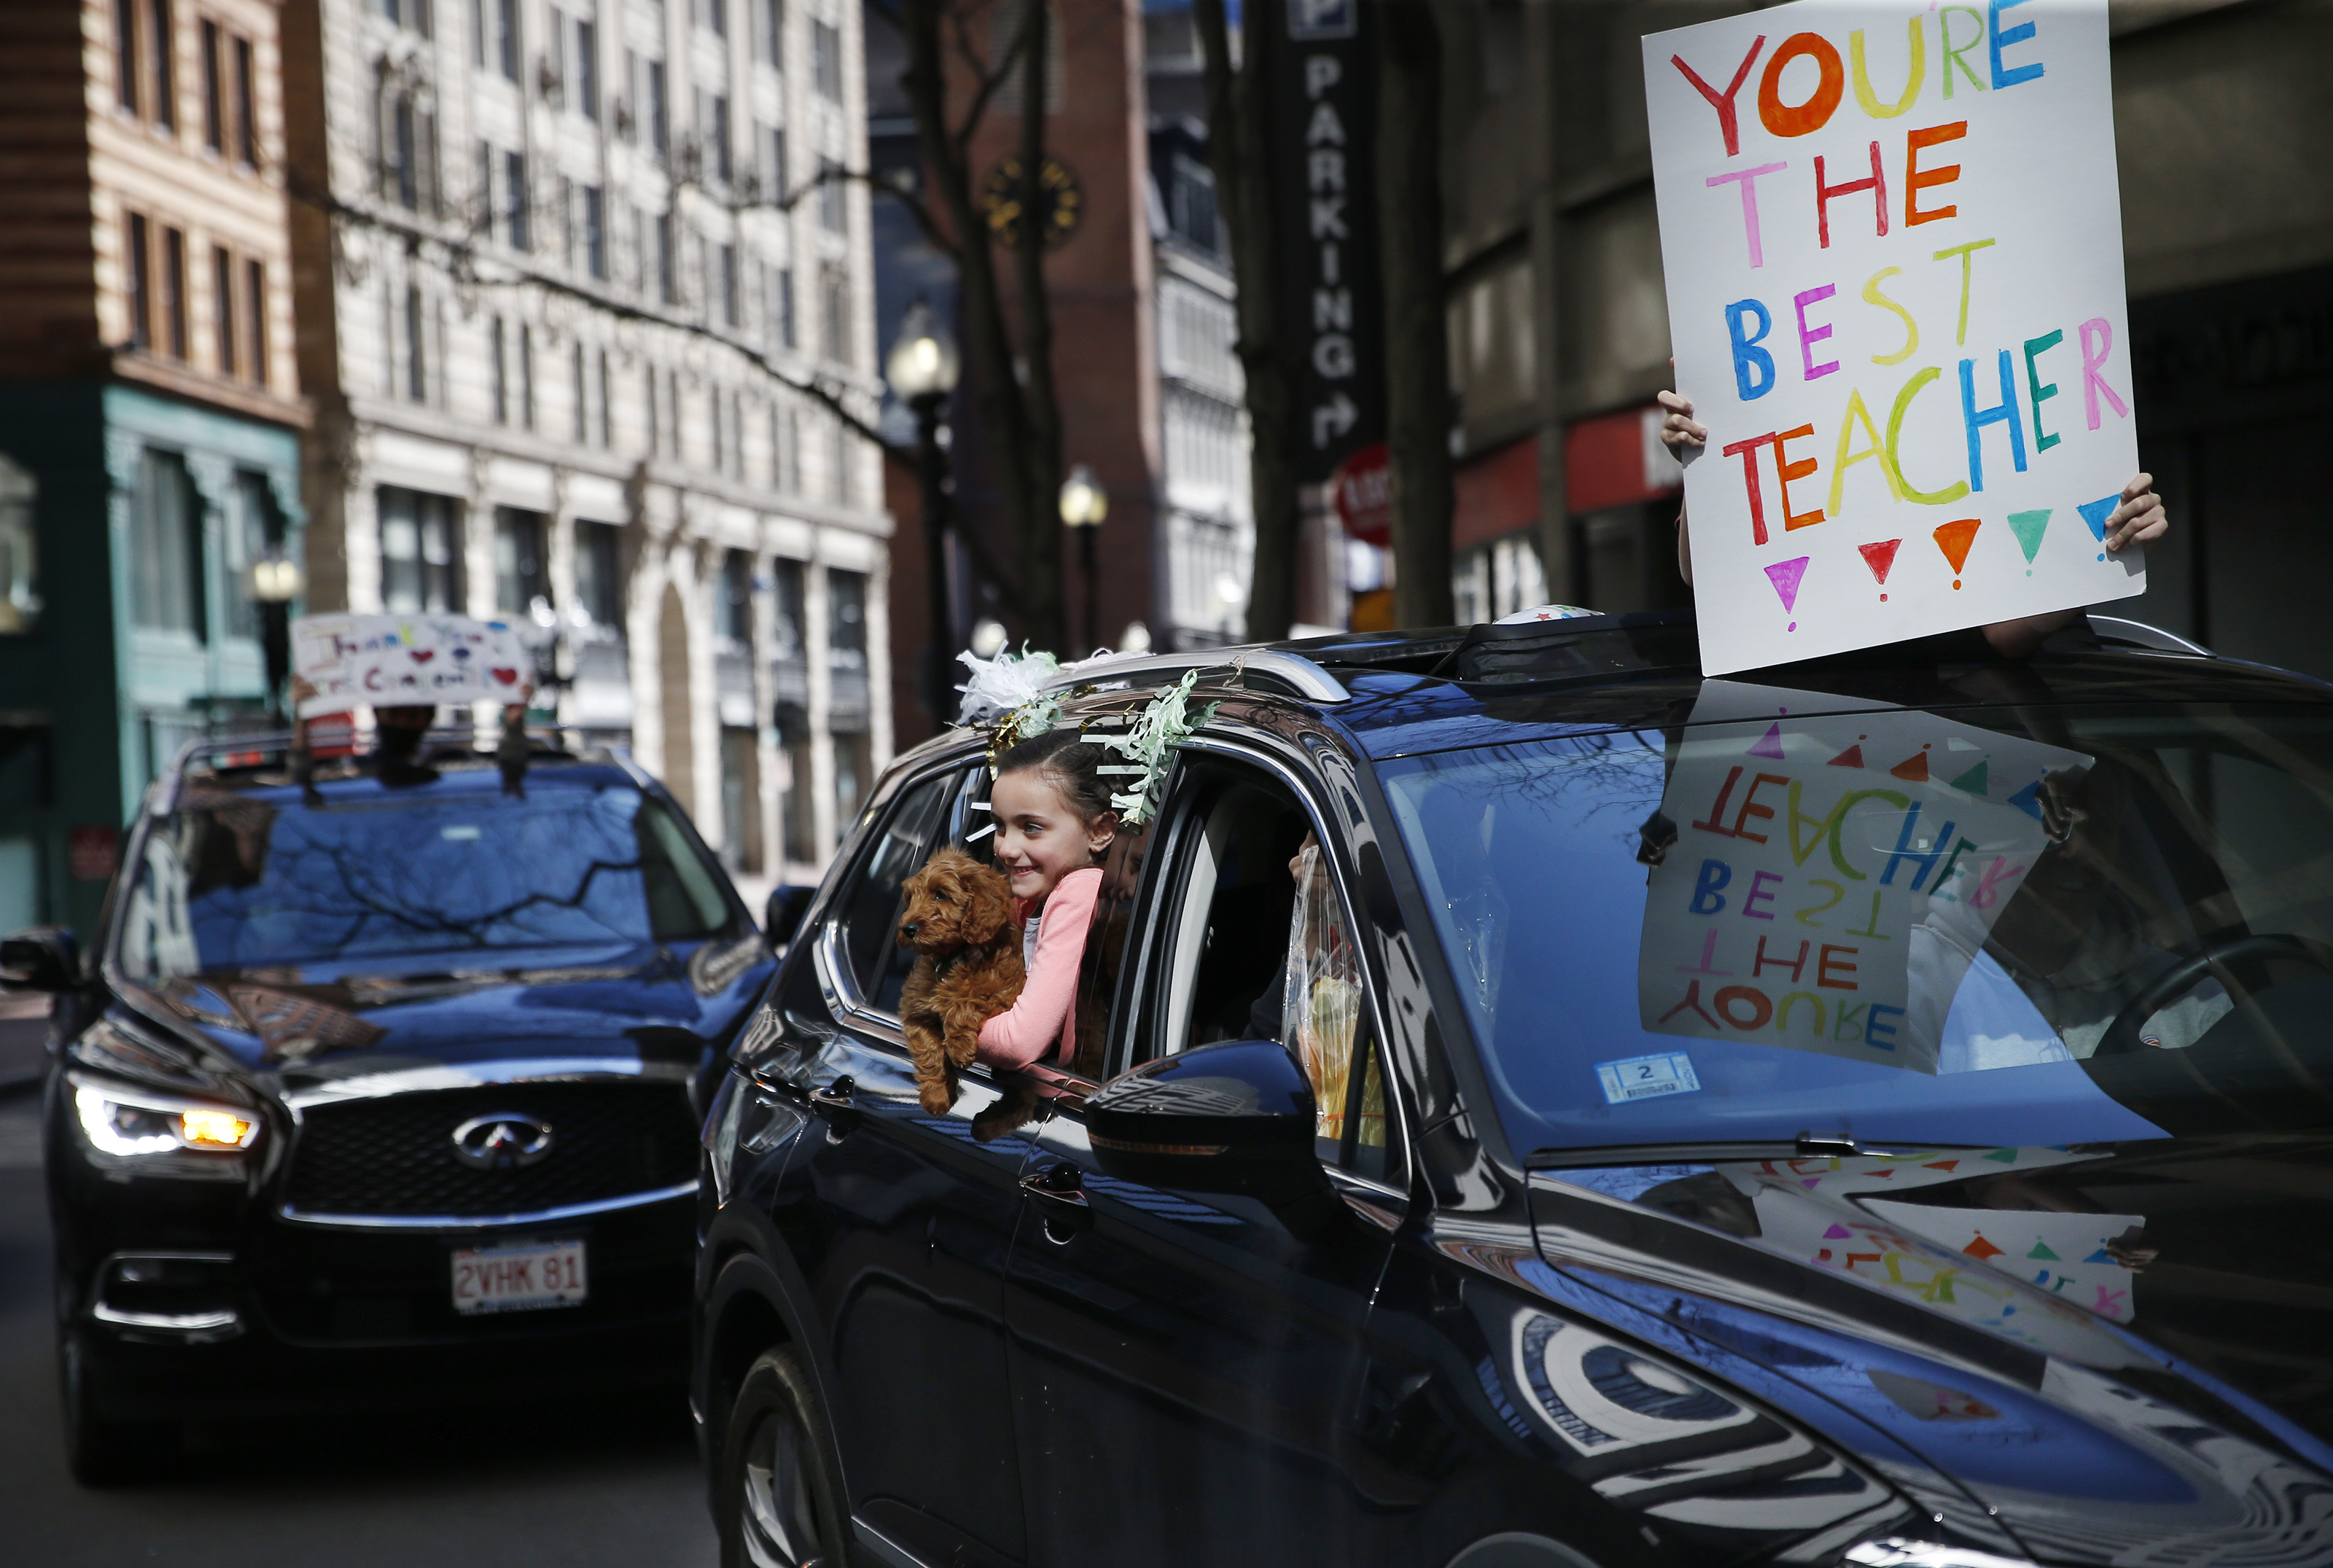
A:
1018 1163 1094 1239
808 1075 855 1112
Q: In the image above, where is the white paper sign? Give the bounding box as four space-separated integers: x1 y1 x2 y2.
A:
292 613 531 718
1643 0 2142 675
1636 680 2089 1072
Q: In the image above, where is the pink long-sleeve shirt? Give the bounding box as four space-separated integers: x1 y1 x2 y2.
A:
975 865 1102 1069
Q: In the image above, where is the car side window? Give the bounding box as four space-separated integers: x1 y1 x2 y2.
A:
836 771 955 1015
1145 765 1399 1183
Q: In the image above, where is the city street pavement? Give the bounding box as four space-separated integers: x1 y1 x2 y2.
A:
0 1091 719 1567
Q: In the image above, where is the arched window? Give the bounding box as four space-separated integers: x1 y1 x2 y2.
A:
0 454 36 633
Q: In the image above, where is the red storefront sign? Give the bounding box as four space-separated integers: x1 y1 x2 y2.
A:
1331 443 1391 547
1564 404 1683 515
68 826 118 883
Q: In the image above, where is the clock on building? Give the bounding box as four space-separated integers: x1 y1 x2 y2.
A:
981 155 1084 250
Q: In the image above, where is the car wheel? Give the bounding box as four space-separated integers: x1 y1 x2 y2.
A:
717 1347 849 1568
57 1327 176 1486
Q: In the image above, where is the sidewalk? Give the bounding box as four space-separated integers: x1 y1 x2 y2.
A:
0 994 49 1096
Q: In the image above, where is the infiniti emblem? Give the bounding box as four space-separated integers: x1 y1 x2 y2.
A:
450 1112 556 1170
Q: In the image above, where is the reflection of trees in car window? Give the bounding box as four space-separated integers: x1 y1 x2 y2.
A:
122 777 732 977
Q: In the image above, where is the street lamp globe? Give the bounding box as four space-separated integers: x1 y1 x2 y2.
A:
970 618 1008 658
1059 464 1107 530
250 555 304 604
885 300 959 402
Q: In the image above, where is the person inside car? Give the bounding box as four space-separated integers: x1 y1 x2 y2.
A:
974 729 1121 1071
1656 388 2170 659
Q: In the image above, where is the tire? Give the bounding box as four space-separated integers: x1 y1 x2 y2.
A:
717 1347 852 1568
57 1327 177 1487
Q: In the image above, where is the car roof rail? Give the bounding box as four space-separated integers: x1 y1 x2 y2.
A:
1041 647 1350 703
156 722 591 811
2087 615 2211 656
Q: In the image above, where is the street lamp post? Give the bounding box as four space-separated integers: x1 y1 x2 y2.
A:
1058 463 1107 658
250 553 304 724
885 301 962 730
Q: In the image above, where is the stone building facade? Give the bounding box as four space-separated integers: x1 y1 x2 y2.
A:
283 0 889 881
0 0 308 931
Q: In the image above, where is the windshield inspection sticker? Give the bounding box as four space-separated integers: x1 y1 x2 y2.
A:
1596 1052 1702 1106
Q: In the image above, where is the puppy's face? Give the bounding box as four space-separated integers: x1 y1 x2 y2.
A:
898 849 1015 954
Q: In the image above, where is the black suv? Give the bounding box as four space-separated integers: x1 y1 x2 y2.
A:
7 732 774 1482
695 612 2333 1568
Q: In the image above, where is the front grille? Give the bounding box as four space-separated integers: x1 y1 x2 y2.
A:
283 1080 698 1220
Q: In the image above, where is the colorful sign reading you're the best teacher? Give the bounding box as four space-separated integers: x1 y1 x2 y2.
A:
1643 0 2142 675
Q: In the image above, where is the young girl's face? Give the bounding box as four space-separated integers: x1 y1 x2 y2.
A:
991 767 1115 905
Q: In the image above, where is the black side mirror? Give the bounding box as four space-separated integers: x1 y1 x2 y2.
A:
763 886 819 948
0 928 80 993
1087 1040 1341 1229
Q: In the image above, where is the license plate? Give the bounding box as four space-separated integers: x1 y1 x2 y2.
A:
451 1239 587 1316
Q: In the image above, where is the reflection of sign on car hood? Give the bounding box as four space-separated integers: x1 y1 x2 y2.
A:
1637 681 2089 1073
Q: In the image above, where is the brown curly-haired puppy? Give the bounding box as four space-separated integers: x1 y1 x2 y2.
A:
897 849 1024 1114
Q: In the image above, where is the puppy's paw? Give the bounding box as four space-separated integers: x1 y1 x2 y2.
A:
917 1077 956 1116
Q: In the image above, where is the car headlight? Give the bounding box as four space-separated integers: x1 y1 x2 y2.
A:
1845 1541 2039 1568
71 1073 262 1155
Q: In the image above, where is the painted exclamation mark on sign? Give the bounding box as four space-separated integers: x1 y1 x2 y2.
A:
1933 518 1981 589
1765 557 1810 631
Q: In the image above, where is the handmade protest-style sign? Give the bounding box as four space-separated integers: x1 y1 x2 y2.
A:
292 613 530 718
1643 0 2141 674
1637 680 2089 1073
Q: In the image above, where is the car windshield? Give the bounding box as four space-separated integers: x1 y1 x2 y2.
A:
117 765 736 978
1377 683 2333 1157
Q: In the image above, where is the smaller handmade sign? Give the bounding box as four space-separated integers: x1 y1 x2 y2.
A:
292 613 531 719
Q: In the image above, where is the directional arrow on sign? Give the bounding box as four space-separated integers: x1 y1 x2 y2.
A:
1312 392 1356 448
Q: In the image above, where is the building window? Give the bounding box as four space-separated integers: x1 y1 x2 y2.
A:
576 16 598 120
655 211 675 303
811 18 841 101
116 0 139 112
696 0 727 38
647 59 668 164
126 213 152 349
583 184 607 278
245 258 267 386
665 368 679 456
379 0 432 33
150 0 176 131
819 265 847 365
233 36 255 165
226 469 284 641
773 265 795 350
771 555 810 858
378 485 461 613
212 246 235 376
711 94 732 182
404 285 425 400
817 157 845 233
720 243 739 327
711 383 725 471
827 566 870 824
760 0 784 69
504 150 529 250
644 364 659 453
200 20 223 152
161 226 187 359
518 323 535 428
0 455 38 635
575 518 623 626
495 0 519 81
596 348 612 447
382 89 437 212
572 341 587 442
491 315 507 423
131 449 203 636
494 507 549 616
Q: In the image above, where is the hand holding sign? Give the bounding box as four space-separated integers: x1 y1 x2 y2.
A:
1645 0 2145 674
